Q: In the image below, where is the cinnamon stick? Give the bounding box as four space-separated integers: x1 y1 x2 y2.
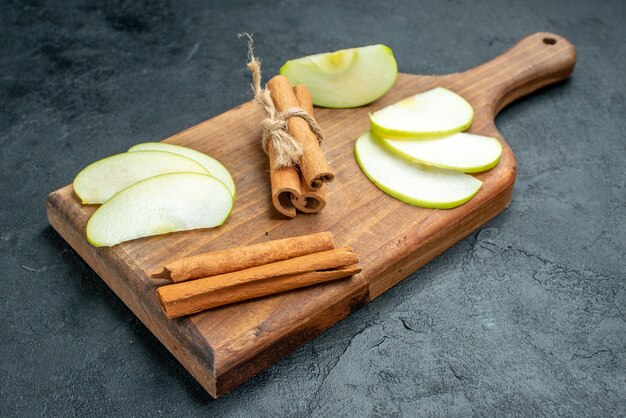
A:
293 179 327 213
293 84 315 115
266 75 334 189
291 85 327 213
268 141 301 218
152 231 335 282
157 246 360 318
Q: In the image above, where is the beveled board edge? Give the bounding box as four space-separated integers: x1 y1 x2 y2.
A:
214 278 369 395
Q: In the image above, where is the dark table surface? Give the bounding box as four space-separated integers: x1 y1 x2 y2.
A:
2 0 625 416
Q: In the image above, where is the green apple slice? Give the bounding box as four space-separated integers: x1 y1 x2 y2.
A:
128 142 236 198
369 87 474 138
354 132 482 209
280 44 397 108
73 151 209 204
378 132 502 173
86 173 233 247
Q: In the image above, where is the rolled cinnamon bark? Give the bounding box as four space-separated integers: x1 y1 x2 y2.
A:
157 246 360 318
293 84 315 114
266 75 334 189
291 85 327 213
294 179 327 213
152 231 335 282
268 141 301 218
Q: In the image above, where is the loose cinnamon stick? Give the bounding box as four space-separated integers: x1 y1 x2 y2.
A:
291 85 327 213
157 246 360 318
152 231 335 282
159 265 361 318
266 75 334 189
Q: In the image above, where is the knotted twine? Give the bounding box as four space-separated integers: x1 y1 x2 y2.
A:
241 33 325 169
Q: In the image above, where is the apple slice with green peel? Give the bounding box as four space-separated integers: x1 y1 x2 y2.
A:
280 44 397 108
369 87 474 138
128 142 236 198
86 173 233 247
354 132 482 209
377 132 502 173
73 151 209 204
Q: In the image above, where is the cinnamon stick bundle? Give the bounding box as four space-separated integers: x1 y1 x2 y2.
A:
267 76 334 189
157 246 360 318
152 231 335 282
244 38 331 217
269 84 327 215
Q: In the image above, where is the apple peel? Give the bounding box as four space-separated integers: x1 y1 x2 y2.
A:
128 142 236 198
86 173 233 247
354 132 482 209
73 151 209 204
377 132 502 173
280 44 397 108
369 87 474 138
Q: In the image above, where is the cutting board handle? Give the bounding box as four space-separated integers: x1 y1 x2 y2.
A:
463 32 576 117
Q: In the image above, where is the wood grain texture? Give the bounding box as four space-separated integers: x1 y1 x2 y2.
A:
45 32 575 397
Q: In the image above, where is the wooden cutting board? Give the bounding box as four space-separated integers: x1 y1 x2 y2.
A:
45 32 576 398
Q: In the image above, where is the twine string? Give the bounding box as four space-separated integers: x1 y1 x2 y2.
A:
240 33 324 169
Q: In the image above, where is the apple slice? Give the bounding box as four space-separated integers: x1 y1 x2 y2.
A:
128 142 236 198
86 173 233 247
354 132 482 209
369 87 474 138
377 132 502 173
280 44 397 108
73 151 209 204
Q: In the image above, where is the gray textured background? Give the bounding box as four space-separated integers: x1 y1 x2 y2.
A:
1 0 625 416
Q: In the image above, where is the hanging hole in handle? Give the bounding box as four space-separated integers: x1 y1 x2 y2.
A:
543 37 557 45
